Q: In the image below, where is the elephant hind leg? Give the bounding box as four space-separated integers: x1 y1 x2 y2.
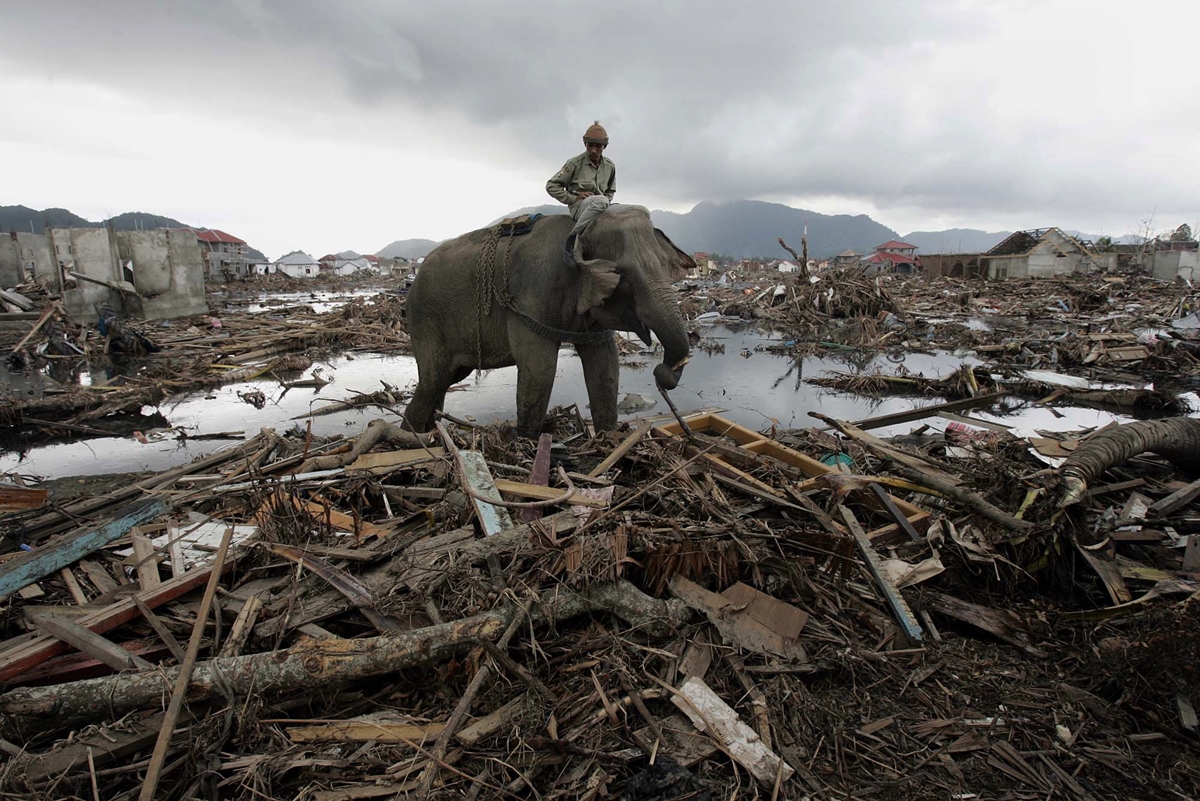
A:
405 365 474 432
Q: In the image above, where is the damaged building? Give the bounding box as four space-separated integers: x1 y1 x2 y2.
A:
1151 239 1199 282
5 227 208 322
979 227 1117 279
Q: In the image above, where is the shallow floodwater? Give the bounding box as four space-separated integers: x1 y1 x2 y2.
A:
0 323 1139 479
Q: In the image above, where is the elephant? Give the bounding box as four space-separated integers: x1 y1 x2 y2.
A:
404 208 694 435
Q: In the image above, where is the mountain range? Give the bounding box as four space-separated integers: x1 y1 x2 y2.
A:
4 203 1136 265
0 205 268 261
376 201 1106 261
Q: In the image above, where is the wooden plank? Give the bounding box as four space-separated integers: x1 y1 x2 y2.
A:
588 422 653 477
672 676 794 789
521 433 553 523
0 555 238 683
17 583 45 600
456 698 524 745
459 450 513 535
661 413 930 527
841 391 1008 432
937 411 1012 433
1073 540 1132 605
131 528 162 591
32 613 154 672
0 497 169 599
1149 477 1200 518
23 712 170 780
840 506 922 644
139 526 235 801
60 568 88 605
0 485 49 511
287 718 446 744
869 482 923 543
295 498 390 539
219 596 262 658
132 595 187 663
494 479 608 508
168 527 188 578
80 558 119 592
347 447 445 472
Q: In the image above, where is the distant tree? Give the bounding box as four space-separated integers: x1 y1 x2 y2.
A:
1094 236 1114 252
1171 223 1194 242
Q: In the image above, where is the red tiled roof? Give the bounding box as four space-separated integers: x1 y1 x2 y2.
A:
318 254 338 262
875 239 916 251
190 228 246 245
866 251 921 266
364 254 380 264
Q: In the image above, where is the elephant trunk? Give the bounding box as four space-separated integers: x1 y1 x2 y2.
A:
638 281 690 390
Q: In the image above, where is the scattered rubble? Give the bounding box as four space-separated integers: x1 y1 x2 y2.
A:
0 399 1198 798
2 266 1200 798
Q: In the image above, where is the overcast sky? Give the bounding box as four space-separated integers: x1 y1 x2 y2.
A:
2 0 1196 259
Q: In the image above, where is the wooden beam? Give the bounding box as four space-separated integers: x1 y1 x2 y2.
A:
1149 477 1200 518
130 528 162 591
139 526 235 801
838 392 1008 432
0 555 238 684
840 506 922 644
0 498 168 600
494 479 608 508
588 422 653 477
32 613 154 672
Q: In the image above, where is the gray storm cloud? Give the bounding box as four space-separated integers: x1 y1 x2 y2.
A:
2 0 1197 232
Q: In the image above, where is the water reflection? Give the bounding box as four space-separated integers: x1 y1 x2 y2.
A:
0 323 1109 479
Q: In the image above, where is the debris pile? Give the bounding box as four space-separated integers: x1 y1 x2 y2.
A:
1 404 1198 799
1 285 410 437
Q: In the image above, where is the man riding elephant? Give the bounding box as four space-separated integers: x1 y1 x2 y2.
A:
546 121 636 267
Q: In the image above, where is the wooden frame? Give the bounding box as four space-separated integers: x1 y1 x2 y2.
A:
652 413 930 540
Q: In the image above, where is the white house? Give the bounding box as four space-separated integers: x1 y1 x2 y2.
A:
274 250 319 278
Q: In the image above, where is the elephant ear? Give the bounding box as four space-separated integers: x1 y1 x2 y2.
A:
654 228 697 282
576 258 621 315
573 233 621 315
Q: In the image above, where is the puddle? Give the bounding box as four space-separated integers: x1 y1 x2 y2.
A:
215 289 381 315
2 325 996 479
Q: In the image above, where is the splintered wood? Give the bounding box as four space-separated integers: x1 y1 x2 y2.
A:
0 390 1199 799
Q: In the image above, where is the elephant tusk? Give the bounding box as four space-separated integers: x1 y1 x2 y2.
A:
670 356 690 371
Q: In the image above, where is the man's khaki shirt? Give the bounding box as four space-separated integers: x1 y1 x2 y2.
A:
546 153 617 216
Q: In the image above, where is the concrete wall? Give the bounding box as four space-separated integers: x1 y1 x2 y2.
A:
116 230 173 296
140 229 207 320
16 232 57 288
62 228 122 321
1153 250 1200 282
51 228 75 272
0 235 19 287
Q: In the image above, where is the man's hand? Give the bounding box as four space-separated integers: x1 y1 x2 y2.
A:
575 190 595 200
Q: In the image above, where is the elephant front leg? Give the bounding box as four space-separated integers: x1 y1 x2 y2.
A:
511 325 561 436
576 336 619 431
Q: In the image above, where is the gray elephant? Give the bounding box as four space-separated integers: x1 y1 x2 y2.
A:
404 208 693 435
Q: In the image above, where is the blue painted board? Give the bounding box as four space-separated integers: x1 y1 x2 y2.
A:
0 498 170 599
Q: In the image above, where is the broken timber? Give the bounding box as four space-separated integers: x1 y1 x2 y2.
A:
653 412 930 539
0 497 169 600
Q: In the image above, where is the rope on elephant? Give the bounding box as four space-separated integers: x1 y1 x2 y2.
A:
474 225 611 376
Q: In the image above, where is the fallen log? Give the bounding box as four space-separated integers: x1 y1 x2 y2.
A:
0 580 689 736
298 418 434 473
